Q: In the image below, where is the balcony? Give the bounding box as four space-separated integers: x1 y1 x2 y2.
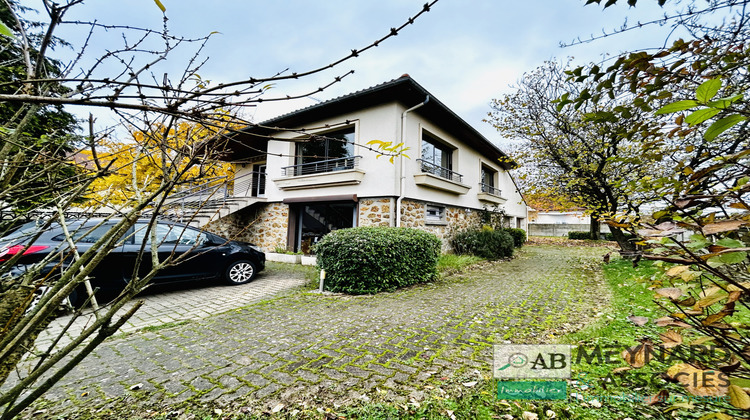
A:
477 183 507 205
414 159 471 195
274 156 365 190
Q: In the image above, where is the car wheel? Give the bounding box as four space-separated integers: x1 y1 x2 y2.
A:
224 260 257 285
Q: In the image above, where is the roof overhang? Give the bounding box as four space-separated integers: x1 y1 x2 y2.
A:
227 76 515 169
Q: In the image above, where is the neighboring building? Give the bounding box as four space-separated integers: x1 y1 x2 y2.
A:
529 210 589 225
186 75 527 252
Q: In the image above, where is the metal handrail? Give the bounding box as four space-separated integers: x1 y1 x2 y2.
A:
170 175 227 198
166 171 266 208
282 155 362 176
479 183 502 196
417 159 463 183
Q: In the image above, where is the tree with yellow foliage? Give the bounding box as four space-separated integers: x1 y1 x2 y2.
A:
79 117 235 208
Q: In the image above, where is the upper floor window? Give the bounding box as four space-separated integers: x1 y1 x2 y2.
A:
294 128 355 175
481 165 499 194
421 133 452 171
481 165 495 187
419 132 464 182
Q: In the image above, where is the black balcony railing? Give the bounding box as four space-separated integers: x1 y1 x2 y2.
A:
282 155 362 177
479 183 502 196
417 159 463 183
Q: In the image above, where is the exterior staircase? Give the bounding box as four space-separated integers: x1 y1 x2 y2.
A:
162 171 266 227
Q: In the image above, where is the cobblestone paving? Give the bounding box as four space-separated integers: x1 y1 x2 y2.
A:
26 245 609 416
34 265 310 351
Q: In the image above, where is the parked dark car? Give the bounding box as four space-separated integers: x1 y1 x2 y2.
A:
0 219 265 306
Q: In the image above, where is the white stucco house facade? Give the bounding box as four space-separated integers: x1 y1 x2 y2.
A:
191 75 528 253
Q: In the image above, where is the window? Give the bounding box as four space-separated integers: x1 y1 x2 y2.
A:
132 223 206 246
425 205 447 224
294 128 355 175
421 133 452 173
481 165 498 194
52 223 116 244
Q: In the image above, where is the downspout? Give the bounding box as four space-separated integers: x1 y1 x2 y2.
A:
396 95 430 227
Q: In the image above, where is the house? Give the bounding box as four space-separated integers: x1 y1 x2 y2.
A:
192 75 528 253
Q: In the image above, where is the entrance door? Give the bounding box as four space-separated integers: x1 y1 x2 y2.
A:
298 202 356 254
252 164 266 197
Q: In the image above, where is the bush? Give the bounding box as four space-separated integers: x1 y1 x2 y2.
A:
568 231 591 240
314 227 441 294
504 228 527 247
451 228 514 259
568 231 633 241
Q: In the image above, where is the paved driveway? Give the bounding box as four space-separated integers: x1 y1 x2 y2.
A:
24 246 609 417
35 265 310 350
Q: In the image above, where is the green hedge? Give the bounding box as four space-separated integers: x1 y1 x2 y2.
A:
568 231 592 240
504 228 527 247
451 228 514 259
314 227 441 294
568 231 633 241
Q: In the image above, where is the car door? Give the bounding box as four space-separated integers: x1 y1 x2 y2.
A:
50 220 129 298
121 222 225 284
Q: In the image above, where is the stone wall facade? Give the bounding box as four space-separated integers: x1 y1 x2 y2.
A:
204 202 289 252
357 197 394 227
206 197 490 253
400 199 482 251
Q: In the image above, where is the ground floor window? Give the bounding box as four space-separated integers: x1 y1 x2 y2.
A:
425 204 447 225
297 202 357 254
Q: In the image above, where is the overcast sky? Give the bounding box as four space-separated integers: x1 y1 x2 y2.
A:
47 0 684 145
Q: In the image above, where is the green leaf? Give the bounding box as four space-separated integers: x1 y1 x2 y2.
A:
696 78 722 103
719 251 748 264
684 108 721 126
717 238 744 248
654 100 698 115
704 114 747 140
153 0 166 12
0 20 14 39
707 93 743 109
686 238 709 250
707 256 725 268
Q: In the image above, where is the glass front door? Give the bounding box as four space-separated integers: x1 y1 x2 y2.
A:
298 202 356 254
252 164 266 197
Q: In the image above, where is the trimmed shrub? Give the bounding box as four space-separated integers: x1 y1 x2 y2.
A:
504 228 527 247
314 227 441 294
568 231 591 240
451 228 514 259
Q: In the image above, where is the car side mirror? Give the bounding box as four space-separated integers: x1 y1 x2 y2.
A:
202 235 221 246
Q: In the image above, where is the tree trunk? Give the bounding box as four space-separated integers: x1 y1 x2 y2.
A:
0 287 50 388
609 226 635 254
590 217 601 240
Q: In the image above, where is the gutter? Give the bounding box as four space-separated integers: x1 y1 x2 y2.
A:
396 95 430 227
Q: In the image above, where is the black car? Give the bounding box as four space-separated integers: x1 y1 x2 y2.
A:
0 219 265 306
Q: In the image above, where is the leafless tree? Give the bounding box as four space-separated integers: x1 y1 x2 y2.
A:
0 1 438 417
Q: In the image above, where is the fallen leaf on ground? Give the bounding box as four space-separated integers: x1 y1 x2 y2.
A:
628 315 649 326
